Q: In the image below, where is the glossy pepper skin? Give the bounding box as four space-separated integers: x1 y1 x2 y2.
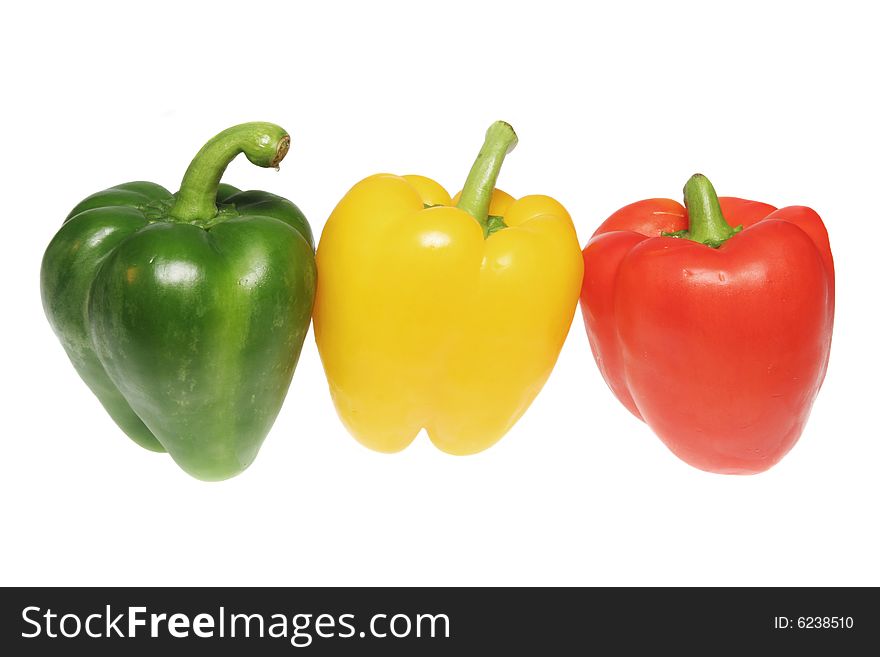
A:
580 174 834 474
314 122 583 455
41 123 316 480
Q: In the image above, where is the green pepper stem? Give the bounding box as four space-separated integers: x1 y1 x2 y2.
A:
456 121 518 228
169 122 290 222
672 173 742 248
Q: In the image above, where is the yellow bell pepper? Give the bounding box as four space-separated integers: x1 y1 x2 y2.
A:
314 121 583 454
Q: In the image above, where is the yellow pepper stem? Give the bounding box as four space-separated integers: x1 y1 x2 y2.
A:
456 121 518 232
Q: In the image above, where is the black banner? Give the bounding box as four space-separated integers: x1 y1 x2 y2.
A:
1 587 874 654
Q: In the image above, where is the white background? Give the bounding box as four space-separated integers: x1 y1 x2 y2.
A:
2 0 877 586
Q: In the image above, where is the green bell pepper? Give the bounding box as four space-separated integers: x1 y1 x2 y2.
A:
41 122 316 481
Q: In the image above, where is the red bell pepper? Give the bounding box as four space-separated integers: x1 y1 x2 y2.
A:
580 174 834 474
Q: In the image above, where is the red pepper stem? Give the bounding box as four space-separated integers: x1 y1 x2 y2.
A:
169 122 290 223
456 121 518 232
677 174 742 248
